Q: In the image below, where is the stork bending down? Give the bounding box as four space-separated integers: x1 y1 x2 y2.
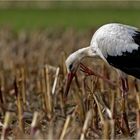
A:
64 23 140 134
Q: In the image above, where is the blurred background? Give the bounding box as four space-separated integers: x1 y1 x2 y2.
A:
0 0 140 31
0 1 140 139
0 0 139 67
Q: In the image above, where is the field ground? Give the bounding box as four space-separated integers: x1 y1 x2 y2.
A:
0 8 140 31
0 28 139 139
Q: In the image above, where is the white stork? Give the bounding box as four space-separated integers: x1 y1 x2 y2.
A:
64 23 140 97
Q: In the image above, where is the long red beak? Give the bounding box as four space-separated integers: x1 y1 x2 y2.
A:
64 72 75 98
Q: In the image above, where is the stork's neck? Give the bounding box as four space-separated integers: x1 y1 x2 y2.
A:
75 47 95 61
74 46 96 61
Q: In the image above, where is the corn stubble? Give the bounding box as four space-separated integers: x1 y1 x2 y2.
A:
0 28 139 139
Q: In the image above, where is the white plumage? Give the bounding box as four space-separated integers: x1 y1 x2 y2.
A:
90 23 139 57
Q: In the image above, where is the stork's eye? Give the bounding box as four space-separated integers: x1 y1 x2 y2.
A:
69 64 73 70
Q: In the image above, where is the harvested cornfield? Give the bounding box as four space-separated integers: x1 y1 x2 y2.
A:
0 27 140 139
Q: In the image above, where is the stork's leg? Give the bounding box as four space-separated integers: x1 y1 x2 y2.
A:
80 63 116 87
120 76 130 135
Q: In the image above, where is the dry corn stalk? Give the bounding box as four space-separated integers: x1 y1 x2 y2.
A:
93 93 104 123
44 66 53 120
52 67 60 95
20 67 26 106
30 112 39 136
1 112 11 140
80 110 93 140
59 115 71 140
14 69 24 132
137 128 140 140
41 69 46 110
136 92 140 111
110 119 115 139
136 92 140 129
102 120 110 139
47 121 54 140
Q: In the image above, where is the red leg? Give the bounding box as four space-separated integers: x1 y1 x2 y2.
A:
80 63 116 87
80 63 96 76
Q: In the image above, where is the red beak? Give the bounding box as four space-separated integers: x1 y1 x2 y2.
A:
64 72 75 98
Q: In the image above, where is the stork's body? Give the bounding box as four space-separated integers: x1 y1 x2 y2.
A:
65 23 140 81
90 23 140 79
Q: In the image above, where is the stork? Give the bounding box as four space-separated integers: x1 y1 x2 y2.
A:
65 23 140 96
65 23 140 94
64 23 140 133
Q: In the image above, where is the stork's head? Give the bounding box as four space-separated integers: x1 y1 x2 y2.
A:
64 46 97 98
66 52 80 74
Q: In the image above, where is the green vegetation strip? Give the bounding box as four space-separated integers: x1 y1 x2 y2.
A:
0 8 140 31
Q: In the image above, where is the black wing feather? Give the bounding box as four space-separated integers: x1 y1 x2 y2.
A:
106 30 140 79
133 31 140 46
